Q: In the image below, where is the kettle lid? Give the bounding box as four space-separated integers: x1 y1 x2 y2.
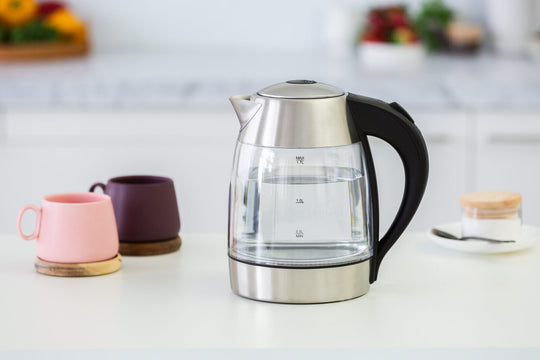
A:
257 80 345 99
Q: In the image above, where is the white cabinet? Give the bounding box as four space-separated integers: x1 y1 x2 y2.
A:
1 109 238 235
370 111 470 235
476 112 540 227
412 111 471 230
2 108 540 235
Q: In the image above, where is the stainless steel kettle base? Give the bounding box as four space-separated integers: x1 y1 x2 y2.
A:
229 258 370 304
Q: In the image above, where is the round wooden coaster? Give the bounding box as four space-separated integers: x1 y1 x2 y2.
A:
119 236 182 256
35 254 122 277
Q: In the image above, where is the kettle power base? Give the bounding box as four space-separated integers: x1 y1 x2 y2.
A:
35 254 122 277
119 236 182 256
229 258 370 304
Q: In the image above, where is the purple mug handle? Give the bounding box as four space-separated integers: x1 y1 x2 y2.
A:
89 182 106 193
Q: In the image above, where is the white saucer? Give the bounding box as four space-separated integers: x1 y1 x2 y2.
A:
427 222 539 254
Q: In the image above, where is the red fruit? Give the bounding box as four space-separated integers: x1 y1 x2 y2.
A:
367 12 385 30
39 1 65 17
363 5 416 43
388 12 408 27
362 31 385 43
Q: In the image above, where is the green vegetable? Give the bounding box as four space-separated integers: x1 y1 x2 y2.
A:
0 25 6 42
9 20 58 43
414 0 454 52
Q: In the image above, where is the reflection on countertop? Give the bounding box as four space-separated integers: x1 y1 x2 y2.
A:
0 51 539 111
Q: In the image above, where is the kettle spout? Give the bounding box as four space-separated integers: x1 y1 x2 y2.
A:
229 95 262 128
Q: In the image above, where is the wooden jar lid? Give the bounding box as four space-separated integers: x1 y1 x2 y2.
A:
459 191 522 210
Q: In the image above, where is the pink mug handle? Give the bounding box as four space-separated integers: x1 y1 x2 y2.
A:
17 205 41 241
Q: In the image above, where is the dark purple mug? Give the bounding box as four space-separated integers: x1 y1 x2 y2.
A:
90 175 180 243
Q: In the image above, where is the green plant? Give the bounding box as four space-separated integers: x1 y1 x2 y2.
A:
9 20 58 43
414 0 454 52
0 25 6 42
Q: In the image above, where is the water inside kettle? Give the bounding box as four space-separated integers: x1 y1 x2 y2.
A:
230 166 371 267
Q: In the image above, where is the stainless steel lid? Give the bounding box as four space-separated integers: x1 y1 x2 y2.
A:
257 80 345 99
230 80 358 148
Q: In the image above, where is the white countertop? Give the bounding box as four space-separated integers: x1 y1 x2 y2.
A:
1 232 539 351
1 52 540 111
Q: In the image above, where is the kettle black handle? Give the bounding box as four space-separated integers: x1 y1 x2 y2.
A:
347 93 429 283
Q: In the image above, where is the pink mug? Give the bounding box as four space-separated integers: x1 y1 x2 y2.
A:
16 193 119 264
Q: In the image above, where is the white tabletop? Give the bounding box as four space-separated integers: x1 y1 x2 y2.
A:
1 232 539 351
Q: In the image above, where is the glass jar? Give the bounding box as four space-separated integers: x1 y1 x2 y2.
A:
459 191 522 241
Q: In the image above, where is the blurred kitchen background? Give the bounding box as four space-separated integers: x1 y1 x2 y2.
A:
2 0 540 235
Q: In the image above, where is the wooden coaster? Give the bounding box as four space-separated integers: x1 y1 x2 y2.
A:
119 236 182 256
35 254 122 277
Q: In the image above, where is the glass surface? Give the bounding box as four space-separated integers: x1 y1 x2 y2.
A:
461 204 522 241
229 142 373 267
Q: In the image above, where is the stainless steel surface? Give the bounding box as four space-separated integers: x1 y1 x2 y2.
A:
430 228 516 243
257 80 345 99
229 258 371 303
233 85 359 147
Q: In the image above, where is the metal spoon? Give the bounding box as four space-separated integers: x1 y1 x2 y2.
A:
430 228 516 243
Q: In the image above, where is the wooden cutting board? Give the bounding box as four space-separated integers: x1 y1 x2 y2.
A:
0 39 89 61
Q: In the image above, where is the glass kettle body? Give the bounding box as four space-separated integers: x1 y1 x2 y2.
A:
228 81 429 303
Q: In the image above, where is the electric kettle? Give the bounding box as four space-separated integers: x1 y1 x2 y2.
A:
228 80 429 303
